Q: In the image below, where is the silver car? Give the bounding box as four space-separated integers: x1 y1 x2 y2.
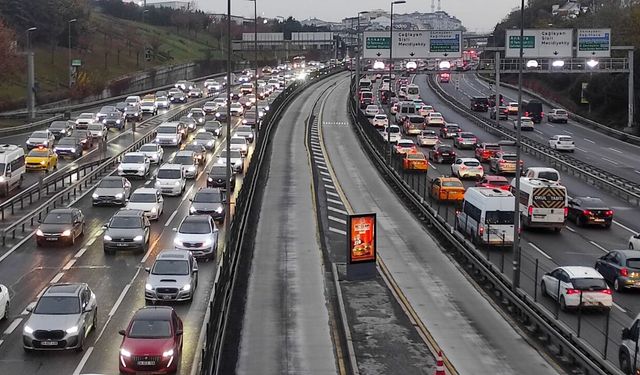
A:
23 283 97 352
217 149 244 173
145 250 198 302
173 151 198 179
92 176 131 206
103 209 150 254
235 125 254 143
173 215 218 260
139 143 164 164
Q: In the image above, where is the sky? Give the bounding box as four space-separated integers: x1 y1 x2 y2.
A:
197 0 521 33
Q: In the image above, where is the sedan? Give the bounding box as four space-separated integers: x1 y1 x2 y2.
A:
514 117 534 131
549 135 575 152
145 250 198 303
118 152 150 179
595 250 640 291
541 266 612 311
451 158 484 179
119 306 183 374
92 176 132 206
188 108 206 125
139 143 164 164
26 130 55 150
476 175 510 191
0 284 9 320
439 124 461 139
36 208 85 246
364 105 379 118
453 132 477 149
371 114 389 128
192 132 216 151
189 187 226 221
393 139 417 155
428 145 456 164
54 137 83 159
489 152 520 175
126 188 164 220
48 121 73 139
203 121 222 137
567 197 613 228
183 143 207 165
417 130 438 147
174 215 219 260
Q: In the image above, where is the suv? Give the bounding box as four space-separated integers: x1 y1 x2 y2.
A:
23 283 97 352
155 122 183 146
144 250 198 303
189 187 226 221
174 215 219 261
207 165 235 191
547 108 569 123
470 97 489 112
154 163 186 196
103 209 151 254
92 176 131 206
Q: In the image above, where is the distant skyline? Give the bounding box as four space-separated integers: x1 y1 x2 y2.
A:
197 0 520 32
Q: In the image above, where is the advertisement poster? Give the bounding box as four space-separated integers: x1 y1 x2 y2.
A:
348 213 376 263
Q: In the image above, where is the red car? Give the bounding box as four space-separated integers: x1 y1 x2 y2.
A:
119 307 183 374
474 142 501 162
476 175 510 191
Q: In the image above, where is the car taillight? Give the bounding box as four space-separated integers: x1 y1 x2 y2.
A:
605 210 613 216
621 268 629 277
583 210 592 216
565 288 580 295
541 112 545 117
564 207 568 217
478 226 484 235
524 111 529 116
528 205 534 216
460 165 467 169
499 159 506 164
601 289 613 295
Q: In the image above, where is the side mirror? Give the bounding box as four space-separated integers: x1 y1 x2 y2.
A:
83 305 94 313
26 305 33 313
176 329 183 336
118 329 126 336
145 267 151 273
102 225 108 230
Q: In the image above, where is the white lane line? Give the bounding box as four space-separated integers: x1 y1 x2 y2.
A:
428 162 436 169
534 130 543 134
322 178 332 183
3 318 22 335
50 272 65 284
0 233 34 264
566 226 576 233
589 241 608 253
317 165 328 170
164 210 179 227
328 206 349 215
329 227 347 235
563 130 573 135
324 184 336 190
144 180 151 186
327 198 345 206
86 236 97 247
315 160 327 165
326 191 340 198
0 339 4 347
62 259 76 271
72 346 95 375
614 303 627 313
74 248 88 258
22 302 36 315
108 283 132 317
528 242 552 260
36 287 46 298
614 220 637 235
320 171 331 176
602 157 619 165
635 170 640 175
547 124 555 127
575 147 587 152
610 147 623 154
181 184 195 202
584 138 595 143
328 216 347 225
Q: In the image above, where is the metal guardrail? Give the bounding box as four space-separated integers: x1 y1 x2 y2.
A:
427 75 640 206
0 114 65 136
347 80 624 375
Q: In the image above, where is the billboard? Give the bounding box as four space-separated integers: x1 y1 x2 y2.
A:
348 213 376 264
291 32 334 41
577 29 611 57
505 29 573 58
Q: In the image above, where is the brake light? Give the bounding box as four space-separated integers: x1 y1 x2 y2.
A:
564 207 568 217
621 268 629 277
601 289 612 295
605 210 613 216
478 226 484 235
460 165 467 169
583 210 592 216
524 111 529 116
528 205 534 216
565 288 580 295
541 112 545 117
499 159 506 164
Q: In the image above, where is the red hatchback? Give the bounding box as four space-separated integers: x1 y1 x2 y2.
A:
119 306 183 374
476 175 510 191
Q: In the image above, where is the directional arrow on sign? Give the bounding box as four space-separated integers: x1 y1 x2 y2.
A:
410 52 415 57
553 51 559 55
376 52 381 57
443 53 449 57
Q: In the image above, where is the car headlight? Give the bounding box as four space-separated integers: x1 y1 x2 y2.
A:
92 193 99 199
102 119 107 124
174 238 182 246
97 131 103 136
26 140 32 145
118 166 124 171
61 229 71 236
189 206 196 214
188 166 195 171
175 181 181 186
150 207 157 213
133 235 143 242
66 326 79 334
115 193 123 199
120 348 132 357
162 349 174 358
24 325 34 334
104 234 112 241
242 119 247 124
36 229 44 236
203 239 213 247
138 166 145 171
207 141 214 146
215 207 223 213
70 148 76 153
215 113 221 117
40 160 46 165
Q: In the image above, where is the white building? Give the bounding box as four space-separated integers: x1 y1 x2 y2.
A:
147 1 191 10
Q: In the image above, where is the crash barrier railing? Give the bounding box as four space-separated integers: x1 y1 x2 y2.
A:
426 75 640 206
348 79 624 375
196 65 346 375
476 74 640 146
0 114 65 135
0 94 214 246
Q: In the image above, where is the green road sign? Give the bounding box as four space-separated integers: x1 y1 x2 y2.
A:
71 59 82 67
366 36 390 49
508 35 535 49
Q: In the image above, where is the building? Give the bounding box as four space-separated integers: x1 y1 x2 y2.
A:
208 13 253 26
147 1 191 10
551 1 585 19
340 10 463 31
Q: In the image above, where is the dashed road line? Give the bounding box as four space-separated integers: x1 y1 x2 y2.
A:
328 206 349 215
50 272 65 284
614 220 637 235
528 242 551 260
327 198 345 206
609 147 623 154
324 184 336 190
322 177 333 183
614 303 627 313
3 318 22 335
72 346 95 375
86 236 97 247
63 259 76 271
326 191 340 198
164 210 179 227
601 157 619 165
589 241 608 253
584 138 595 144
22 302 36 315
75 247 88 258
566 226 576 233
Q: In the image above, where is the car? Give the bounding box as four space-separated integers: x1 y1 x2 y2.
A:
145 250 198 303
23 283 97 352
217 149 244 173
548 108 569 123
489 152 521 175
540 266 612 311
246 93 257 105
213 97 227 108
75 113 96 129
25 146 58 172
567 196 613 228
179 116 197 133
514 117 534 131
126 188 164 220
453 132 478 149
403 115 426 135
229 135 248 157
381 125 402 144
235 125 255 143
139 143 164 164
430 176 465 202
243 112 258 128
416 130 439 147
215 107 229 122
204 79 222 91
193 131 216 151
103 111 126 130
97 105 117 121
48 120 73 139
115 102 127 113
364 105 379 118
140 98 158 115
231 92 241 101
183 143 207 165
203 121 222 137
155 122 183 146
507 102 519 115
230 102 244 116
168 88 187 103
394 139 417 155
476 175 510 191
103 209 151 254
72 129 94 150
371 114 388 128
189 87 204 98
451 158 484 179
188 108 206 125
440 124 461 139
26 130 55 150
118 152 150 179
87 123 108 141
203 101 217 114
172 151 198 179
124 105 142 122
426 112 445 127
174 215 219 260
54 137 83 158
470 97 489 112
390 102 400 114
36 208 85 246
154 164 186 196
402 151 428 172
175 79 194 91
189 187 226 221
207 165 236 191
125 95 142 107
474 142 502 162
118 306 183 373
548 135 575 152
489 106 509 120
0 284 9 320
428 144 456 164
92 176 132 206
595 250 640 292
419 105 434 117
155 96 171 109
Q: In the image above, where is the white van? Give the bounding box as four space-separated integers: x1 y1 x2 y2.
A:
359 78 372 91
524 167 560 184
511 177 567 231
0 145 25 196
456 187 515 247
406 84 420 100
395 101 418 124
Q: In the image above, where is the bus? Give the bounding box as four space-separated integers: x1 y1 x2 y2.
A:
292 56 306 69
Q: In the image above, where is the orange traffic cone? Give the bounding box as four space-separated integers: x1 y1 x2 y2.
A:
434 350 445 375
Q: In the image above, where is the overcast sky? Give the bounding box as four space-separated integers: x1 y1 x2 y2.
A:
198 0 520 32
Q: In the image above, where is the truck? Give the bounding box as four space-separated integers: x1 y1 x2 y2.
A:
510 177 567 232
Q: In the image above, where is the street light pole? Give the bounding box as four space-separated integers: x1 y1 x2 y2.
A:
513 0 525 291
26 27 37 120
250 0 259 136
388 1 406 163
68 19 77 88
225 0 232 253
355 11 369 90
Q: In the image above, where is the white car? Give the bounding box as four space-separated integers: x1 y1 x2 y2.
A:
155 96 170 109
0 284 9 320
235 125 255 143
451 158 484 179
126 188 164 220
174 215 219 260
230 136 248 157
364 105 379 118
154 163 186 196
426 112 445 127
417 130 439 147
204 79 221 92
541 266 612 311
548 108 569 123
203 101 218 114
629 234 640 250
140 99 158 115
87 123 107 141
173 151 198 179
514 117 534 131
125 95 141 107
230 103 244 116
419 105 434 117
155 122 183 146
26 130 55 150
372 114 389 128
213 98 227 108
507 102 519 115
75 113 97 128
217 149 244 173
117 152 150 179
139 143 164 164
548 135 575 152
381 125 401 144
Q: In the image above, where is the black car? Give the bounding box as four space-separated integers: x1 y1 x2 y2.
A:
72 129 94 150
189 187 226 221
428 145 456 164
243 112 258 128
102 209 150 254
183 143 207 165
115 102 127 113
470 97 489 112
193 132 216 151
179 116 197 133
595 250 640 291
48 120 73 139
522 99 544 123
168 89 187 103
207 165 235 191
203 121 222 137
54 137 83 158
567 197 613 228
103 111 125 130
36 208 85 246
215 107 229 122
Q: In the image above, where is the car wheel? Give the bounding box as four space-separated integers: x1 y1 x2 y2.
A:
620 350 632 375
614 278 624 292
540 281 548 297
576 216 585 227
630 243 634 250
559 295 568 311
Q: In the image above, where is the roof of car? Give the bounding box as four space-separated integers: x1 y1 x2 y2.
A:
133 187 160 194
114 209 145 217
560 266 604 279
182 215 211 223
133 306 174 320
49 208 78 214
159 163 183 170
157 249 190 260
45 283 84 296
124 152 145 157
459 158 480 162
175 150 195 156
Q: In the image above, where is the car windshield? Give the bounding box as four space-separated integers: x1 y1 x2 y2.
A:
375 115 387 119
398 142 413 147
627 259 640 268
179 221 211 234
220 150 242 159
111 216 141 228
442 180 463 187
157 126 176 134
49 122 66 129
487 179 509 186
190 111 204 117
99 179 123 188
538 171 559 181
139 145 158 152
152 259 190 275
406 154 424 160
231 138 245 145
122 155 145 163
502 154 517 161
463 161 480 167
485 144 500 150
555 110 567 115
29 150 49 157
438 146 452 152
558 137 572 142
43 213 72 224
157 169 181 179
130 193 156 203
58 138 77 146
195 133 213 140
572 278 608 291
129 319 172 338
34 296 80 315
430 113 442 118
100 107 115 113
447 126 459 131
32 131 48 138
461 133 475 138
157 96 167 101
210 166 227 176
388 127 400 134
237 126 252 133
410 117 424 124
174 156 192 165
79 114 93 119
106 112 120 118
194 192 222 203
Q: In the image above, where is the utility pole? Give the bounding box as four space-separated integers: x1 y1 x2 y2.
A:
68 19 77 87
355 11 369 89
388 1 406 163
26 27 37 121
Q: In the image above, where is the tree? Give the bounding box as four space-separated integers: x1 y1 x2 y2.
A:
0 18 19 79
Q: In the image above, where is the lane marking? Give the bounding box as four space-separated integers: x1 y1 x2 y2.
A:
329 227 347 235
563 130 573 134
62 259 76 271
584 138 595 144
74 248 88 258
164 210 179 227
327 198 344 206
324 184 336 190
575 147 587 152
566 226 576 233
326 191 341 198
609 147 623 154
72 346 95 375
22 302 36 315
534 130 543 134
322 177 333 183
317 165 328 170
0 233 34 264
86 236 97 247
528 242 552 260
3 318 22 335
108 283 132 317
320 171 331 176
181 184 195 202
50 272 65 284
601 157 619 165
328 216 347 225
613 303 627 313
614 220 637 235
328 206 349 215
589 241 608 253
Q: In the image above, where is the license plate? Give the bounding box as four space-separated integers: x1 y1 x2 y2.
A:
41 341 58 346
593 218 604 222
137 360 156 366
46 238 58 241
117 243 128 247
162 295 172 300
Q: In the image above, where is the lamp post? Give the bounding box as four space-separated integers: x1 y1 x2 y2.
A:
26 26 37 120
68 19 77 87
355 11 369 90
248 0 259 136
388 0 406 163
225 0 232 253
513 0 525 291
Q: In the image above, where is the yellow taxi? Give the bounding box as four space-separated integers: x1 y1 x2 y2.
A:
430 176 465 202
25 146 58 172
402 151 428 172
